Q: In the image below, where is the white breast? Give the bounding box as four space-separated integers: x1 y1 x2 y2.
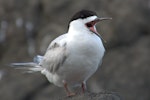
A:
53 31 105 87
43 20 105 87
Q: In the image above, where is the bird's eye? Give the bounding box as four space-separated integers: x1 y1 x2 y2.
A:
86 21 95 28
86 23 92 28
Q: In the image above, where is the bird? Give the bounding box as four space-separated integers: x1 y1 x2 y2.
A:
11 10 111 97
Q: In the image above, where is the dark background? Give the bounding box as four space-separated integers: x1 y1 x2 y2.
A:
0 0 150 100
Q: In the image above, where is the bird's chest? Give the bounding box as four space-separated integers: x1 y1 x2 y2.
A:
69 34 104 57
67 34 105 66
55 34 105 86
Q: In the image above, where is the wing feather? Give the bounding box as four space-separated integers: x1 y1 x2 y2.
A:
40 34 68 73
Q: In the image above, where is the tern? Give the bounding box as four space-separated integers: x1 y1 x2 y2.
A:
11 10 111 96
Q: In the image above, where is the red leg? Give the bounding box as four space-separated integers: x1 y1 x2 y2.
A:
63 81 76 97
81 82 86 93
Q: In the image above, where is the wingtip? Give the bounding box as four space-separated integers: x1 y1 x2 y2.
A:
9 63 22 67
9 63 17 67
9 62 36 67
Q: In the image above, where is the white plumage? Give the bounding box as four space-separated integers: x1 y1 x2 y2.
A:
11 10 111 96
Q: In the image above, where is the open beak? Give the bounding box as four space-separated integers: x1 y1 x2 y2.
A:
89 17 112 34
88 17 112 42
97 17 112 21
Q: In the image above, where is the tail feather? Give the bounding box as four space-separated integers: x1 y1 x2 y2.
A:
11 62 43 73
11 62 37 67
11 55 43 73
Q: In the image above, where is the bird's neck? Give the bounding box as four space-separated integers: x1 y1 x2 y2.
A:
68 22 90 37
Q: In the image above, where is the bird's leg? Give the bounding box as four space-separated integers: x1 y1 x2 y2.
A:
63 80 76 97
81 82 87 93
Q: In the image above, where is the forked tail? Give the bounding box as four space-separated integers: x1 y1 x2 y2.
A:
11 55 43 73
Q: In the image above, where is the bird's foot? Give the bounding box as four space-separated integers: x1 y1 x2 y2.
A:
67 92 76 97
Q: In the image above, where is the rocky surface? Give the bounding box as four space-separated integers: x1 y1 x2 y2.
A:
0 0 150 100
59 92 121 100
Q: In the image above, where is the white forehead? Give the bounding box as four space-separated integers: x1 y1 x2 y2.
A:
82 15 98 23
69 15 98 29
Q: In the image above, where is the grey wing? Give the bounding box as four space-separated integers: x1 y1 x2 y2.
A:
40 34 68 73
46 34 67 51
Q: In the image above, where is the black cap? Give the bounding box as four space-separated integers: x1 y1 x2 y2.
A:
70 10 97 23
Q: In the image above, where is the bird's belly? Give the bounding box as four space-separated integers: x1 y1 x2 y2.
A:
57 39 104 86
46 36 105 87
43 51 102 87
56 65 95 87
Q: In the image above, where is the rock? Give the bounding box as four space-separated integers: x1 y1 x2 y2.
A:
59 92 121 100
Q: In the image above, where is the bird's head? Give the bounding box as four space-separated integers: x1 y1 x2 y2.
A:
69 10 111 38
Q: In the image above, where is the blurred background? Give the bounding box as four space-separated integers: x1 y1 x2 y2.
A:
0 0 150 100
